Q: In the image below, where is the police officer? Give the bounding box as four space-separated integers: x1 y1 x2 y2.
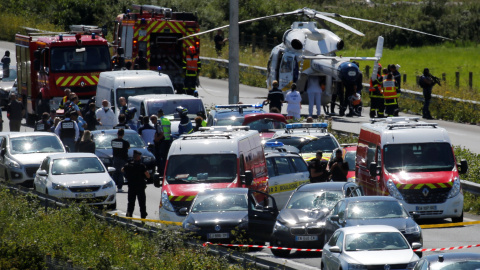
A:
54 111 79 152
309 151 329 183
118 97 128 115
183 46 201 96
177 106 193 135
154 109 172 175
122 150 150 218
111 128 130 192
327 148 349 182
113 114 130 129
34 112 52 132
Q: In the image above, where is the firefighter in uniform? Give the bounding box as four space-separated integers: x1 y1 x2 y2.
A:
54 111 79 152
58 88 72 110
122 150 150 218
177 106 193 135
369 64 385 118
183 46 201 97
35 112 52 132
111 128 130 192
155 109 172 175
383 73 400 117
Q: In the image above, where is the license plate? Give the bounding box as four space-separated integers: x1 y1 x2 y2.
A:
75 193 95 198
295 235 318 241
208 233 229 239
416 205 437 211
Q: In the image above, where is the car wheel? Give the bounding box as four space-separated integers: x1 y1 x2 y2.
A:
270 238 290 257
452 211 463 223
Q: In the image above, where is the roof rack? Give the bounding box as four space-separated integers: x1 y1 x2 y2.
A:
215 104 264 114
69 25 103 35
386 123 438 130
370 116 420 124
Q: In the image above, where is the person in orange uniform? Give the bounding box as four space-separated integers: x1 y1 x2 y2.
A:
182 46 201 97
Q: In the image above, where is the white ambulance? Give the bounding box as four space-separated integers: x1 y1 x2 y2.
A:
356 117 468 222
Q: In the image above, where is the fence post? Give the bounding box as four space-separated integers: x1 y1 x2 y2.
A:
67 260 73 268
252 33 256 53
403 74 407 84
469 72 473 89
365 65 370 79
455 72 460 88
240 32 244 47
263 35 267 50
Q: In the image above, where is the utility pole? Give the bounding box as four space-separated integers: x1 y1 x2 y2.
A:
228 0 239 104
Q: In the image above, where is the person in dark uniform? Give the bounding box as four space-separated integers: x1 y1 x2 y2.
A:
84 103 100 131
118 97 128 115
309 151 329 183
265 80 285 113
113 114 130 129
34 112 52 132
77 130 95 154
111 128 130 192
327 148 349 182
122 150 150 218
54 111 79 152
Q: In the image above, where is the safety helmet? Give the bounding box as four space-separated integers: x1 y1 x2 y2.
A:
188 46 196 55
176 106 188 116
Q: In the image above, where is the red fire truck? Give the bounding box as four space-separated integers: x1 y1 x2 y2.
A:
112 4 200 92
15 25 111 124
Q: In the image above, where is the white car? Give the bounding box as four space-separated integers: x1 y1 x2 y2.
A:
321 225 421 270
33 153 116 209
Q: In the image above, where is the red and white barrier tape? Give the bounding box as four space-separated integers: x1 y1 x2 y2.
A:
203 242 480 253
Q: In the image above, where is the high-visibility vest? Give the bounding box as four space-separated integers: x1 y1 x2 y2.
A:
383 79 398 105
59 96 68 109
369 75 383 98
186 55 198 72
160 117 172 140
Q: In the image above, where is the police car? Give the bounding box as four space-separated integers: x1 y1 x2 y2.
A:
206 104 266 126
264 141 310 209
267 123 340 161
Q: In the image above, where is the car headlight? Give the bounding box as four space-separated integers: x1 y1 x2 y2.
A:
348 263 367 270
160 191 175 212
448 177 461 198
274 221 289 232
386 179 404 200
102 181 114 189
183 222 201 231
5 157 20 168
52 182 68 191
143 156 154 163
405 224 420 234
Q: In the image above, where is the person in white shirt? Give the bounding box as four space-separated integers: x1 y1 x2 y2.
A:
285 83 302 120
95 100 117 129
306 76 323 118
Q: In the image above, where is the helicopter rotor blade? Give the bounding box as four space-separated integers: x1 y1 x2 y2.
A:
299 8 364 36
178 9 304 41
335 14 452 40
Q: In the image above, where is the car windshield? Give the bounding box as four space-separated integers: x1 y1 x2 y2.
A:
147 99 204 118
271 136 338 153
0 64 16 82
93 133 145 149
429 260 480 270
216 116 245 126
287 190 343 210
50 46 110 72
345 232 410 251
245 118 286 132
10 136 64 154
346 200 408 219
165 154 237 184
384 143 455 173
191 193 248 212
117 87 174 103
344 150 356 171
52 157 105 175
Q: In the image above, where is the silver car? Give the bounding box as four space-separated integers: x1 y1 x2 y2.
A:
321 225 421 270
0 132 66 185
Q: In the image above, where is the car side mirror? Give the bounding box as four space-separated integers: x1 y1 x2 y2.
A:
329 246 341 253
242 170 254 186
153 173 163 188
147 143 155 153
107 167 116 173
369 162 378 177
37 170 48 177
179 207 188 215
65 145 70 153
458 159 468 174
330 215 340 222
411 242 422 250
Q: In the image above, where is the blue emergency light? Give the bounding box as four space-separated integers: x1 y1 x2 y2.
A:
286 123 328 129
215 104 263 109
91 33 96 39
265 141 284 148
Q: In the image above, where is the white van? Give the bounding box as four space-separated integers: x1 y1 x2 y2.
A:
158 126 269 222
128 94 206 137
95 70 174 117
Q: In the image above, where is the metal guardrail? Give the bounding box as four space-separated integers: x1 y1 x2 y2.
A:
461 180 480 196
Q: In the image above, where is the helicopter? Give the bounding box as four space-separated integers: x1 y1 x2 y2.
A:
180 7 450 107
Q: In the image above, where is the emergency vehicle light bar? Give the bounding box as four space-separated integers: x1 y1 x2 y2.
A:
286 123 328 129
264 141 284 148
370 117 420 124
198 126 250 132
215 104 264 109
69 25 102 35
387 123 438 130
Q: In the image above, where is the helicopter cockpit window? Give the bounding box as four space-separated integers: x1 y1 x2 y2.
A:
280 55 294 73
